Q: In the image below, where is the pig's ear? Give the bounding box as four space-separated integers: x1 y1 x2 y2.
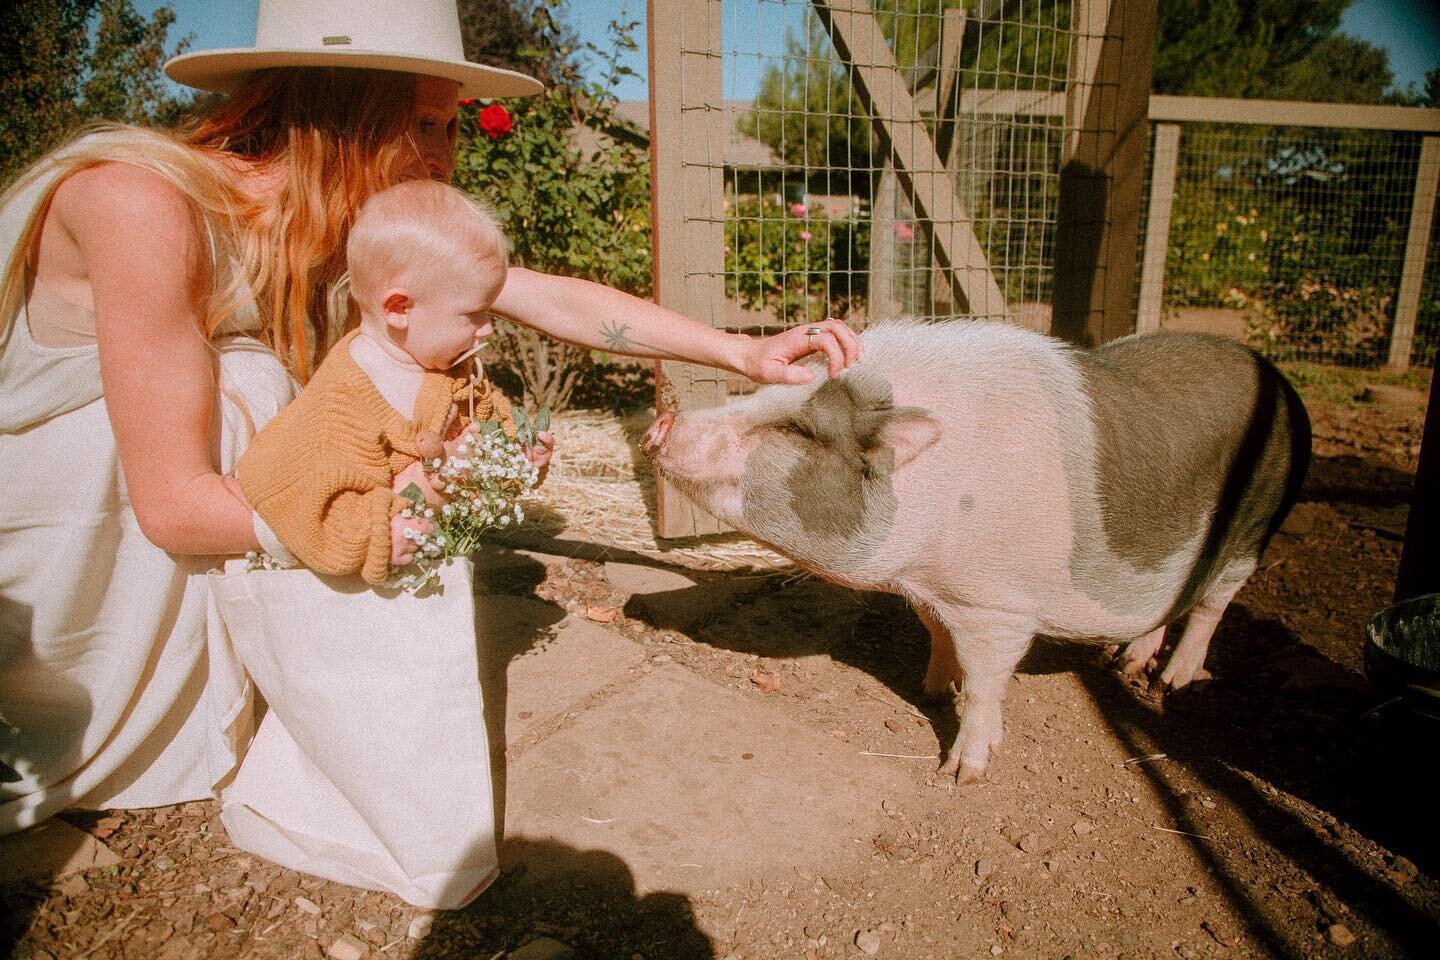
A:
866 407 941 470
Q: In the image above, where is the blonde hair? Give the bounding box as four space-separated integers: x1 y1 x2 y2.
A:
0 67 432 383
347 179 508 309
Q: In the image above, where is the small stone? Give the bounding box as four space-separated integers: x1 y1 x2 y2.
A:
1071 820 1095 836
990 946 1004 956
407 913 435 940
327 933 368 960
884 717 905 733
1326 923 1356 947
1018 832 1044 854
509 937 577 960
855 928 882 956
205 912 236 933
56 874 88 898
1391 856 1418 879
294 896 322 915
975 858 994 878
1200 799 1217 810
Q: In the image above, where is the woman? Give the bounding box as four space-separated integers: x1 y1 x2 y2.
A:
0 0 859 836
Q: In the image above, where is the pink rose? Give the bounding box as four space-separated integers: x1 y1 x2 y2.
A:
790 202 808 217
479 103 513 139
893 222 914 240
799 229 812 241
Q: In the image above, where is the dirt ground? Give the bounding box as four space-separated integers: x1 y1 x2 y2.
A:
3 365 1438 960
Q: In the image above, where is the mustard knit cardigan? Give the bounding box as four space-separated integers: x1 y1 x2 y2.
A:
238 330 513 585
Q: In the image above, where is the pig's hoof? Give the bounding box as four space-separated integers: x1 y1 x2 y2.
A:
937 753 989 785
956 762 988 785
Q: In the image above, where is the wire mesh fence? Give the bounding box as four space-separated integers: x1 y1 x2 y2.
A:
710 0 1076 336
1145 123 1440 369
655 0 1439 376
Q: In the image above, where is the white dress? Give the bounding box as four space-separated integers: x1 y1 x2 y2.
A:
0 134 297 831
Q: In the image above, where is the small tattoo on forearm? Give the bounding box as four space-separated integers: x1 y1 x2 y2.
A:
600 321 680 360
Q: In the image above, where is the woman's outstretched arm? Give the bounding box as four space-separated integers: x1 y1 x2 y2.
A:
491 267 862 385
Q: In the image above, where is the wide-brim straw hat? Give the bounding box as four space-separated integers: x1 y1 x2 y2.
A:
164 0 543 99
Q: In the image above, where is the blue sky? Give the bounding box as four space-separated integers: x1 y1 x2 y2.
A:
140 0 1438 102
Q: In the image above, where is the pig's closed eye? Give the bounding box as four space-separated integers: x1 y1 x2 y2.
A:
780 420 814 440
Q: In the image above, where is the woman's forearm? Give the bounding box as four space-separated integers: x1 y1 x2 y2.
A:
492 268 754 373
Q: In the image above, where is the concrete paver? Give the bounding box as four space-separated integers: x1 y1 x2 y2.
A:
503 664 909 894
475 594 646 745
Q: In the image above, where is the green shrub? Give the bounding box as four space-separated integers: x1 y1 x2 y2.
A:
452 5 651 412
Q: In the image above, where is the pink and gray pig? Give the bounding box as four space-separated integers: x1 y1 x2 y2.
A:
643 319 1310 783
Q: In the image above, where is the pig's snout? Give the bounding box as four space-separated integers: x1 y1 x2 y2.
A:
642 411 675 459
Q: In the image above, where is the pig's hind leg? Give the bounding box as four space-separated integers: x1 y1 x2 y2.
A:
924 603 1038 784
1112 625 1166 677
1159 575 1248 690
917 605 964 698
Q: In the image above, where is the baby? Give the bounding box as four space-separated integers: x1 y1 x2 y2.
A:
235 179 551 584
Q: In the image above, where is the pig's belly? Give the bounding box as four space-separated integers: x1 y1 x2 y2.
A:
1035 531 1210 640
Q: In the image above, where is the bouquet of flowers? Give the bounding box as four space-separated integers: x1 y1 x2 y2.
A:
387 407 549 592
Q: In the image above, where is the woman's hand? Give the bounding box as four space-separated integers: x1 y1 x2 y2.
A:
739 318 863 385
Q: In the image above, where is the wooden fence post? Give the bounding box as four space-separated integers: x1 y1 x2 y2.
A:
1387 135 1440 371
1136 122 1181 334
649 0 730 537
1051 0 1156 346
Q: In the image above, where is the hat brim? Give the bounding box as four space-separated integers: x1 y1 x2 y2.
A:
164 48 543 99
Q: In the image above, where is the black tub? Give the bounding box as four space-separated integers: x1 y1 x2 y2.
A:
1364 593 1440 719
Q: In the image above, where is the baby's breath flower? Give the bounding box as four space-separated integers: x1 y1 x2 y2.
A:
384 417 543 593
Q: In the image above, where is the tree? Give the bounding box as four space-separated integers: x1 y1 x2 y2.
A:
0 0 192 186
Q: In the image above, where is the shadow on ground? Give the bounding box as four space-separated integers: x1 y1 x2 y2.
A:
412 838 712 960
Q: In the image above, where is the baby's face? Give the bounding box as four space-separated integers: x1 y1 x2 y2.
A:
399 254 507 371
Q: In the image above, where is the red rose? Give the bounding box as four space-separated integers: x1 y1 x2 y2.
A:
458 97 477 107
478 103 513 139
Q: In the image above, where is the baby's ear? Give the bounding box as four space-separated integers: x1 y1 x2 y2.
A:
382 289 412 330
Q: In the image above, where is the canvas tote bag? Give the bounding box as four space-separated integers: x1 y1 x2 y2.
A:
206 557 500 908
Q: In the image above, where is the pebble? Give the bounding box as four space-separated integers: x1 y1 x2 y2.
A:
509 937 577 960
1326 923 1356 947
991 945 1004 956
153 855 176 871
1391 856 1418 879
1018 833 1044 854
295 896 322 915
407 913 435 939
56 875 88 898
327 933 368 960
975 859 994 878
1071 820 1095 836
855 928 882 955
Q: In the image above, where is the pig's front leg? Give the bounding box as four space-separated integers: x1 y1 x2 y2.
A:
925 603 1038 784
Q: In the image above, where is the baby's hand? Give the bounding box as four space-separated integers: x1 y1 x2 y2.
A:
393 461 445 506
524 431 556 471
390 513 434 568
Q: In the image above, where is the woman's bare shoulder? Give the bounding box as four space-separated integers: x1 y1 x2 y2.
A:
52 161 200 238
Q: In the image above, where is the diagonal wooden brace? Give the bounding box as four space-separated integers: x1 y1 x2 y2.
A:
813 0 1011 320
